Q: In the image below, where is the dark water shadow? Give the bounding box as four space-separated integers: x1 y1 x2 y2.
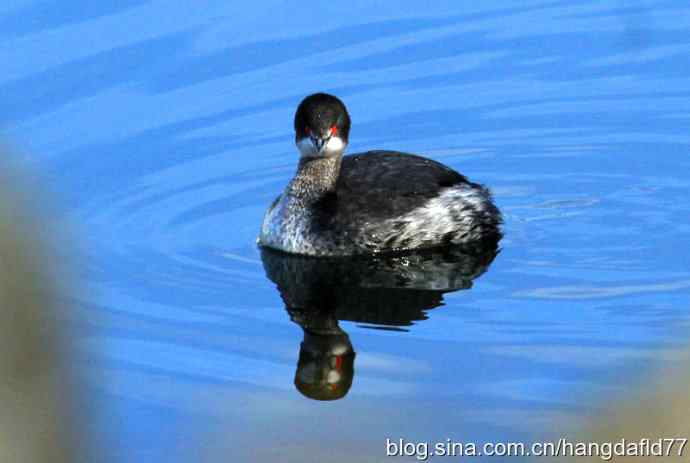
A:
0 0 148 39
0 28 200 123
260 241 499 401
148 2 570 93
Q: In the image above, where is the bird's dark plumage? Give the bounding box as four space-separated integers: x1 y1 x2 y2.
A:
259 93 502 256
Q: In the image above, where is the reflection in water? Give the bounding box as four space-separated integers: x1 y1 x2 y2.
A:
290 308 355 401
261 241 499 400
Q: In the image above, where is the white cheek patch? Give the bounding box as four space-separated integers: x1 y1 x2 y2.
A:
327 370 341 384
297 137 317 158
296 136 346 158
324 136 345 155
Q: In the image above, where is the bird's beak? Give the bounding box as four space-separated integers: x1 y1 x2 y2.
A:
311 136 327 153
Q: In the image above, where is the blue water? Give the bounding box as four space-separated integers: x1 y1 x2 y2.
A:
2 1 690 461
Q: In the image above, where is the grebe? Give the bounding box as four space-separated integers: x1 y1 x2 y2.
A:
259 93 501 256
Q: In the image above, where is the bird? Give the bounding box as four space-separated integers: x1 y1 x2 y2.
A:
258 93 501 256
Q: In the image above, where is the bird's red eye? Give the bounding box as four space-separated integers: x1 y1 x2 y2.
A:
305 126 311 135
330 125 338 136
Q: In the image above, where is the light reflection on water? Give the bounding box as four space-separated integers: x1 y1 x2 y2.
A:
2 1 690 461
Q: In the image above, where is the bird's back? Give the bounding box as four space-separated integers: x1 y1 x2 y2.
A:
334 150 472 219
308 151 501 253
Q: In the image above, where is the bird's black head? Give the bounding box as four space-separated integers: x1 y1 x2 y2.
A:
294 93 350 158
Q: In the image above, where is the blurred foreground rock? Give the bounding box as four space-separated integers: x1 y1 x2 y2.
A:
552 350 690 463
0 154 77 463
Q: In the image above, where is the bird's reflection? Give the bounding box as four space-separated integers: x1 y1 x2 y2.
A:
261 241 499 401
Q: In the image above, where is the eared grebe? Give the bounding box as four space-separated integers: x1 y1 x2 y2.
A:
259 93 501 256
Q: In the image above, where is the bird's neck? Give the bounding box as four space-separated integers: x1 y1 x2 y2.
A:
287 155 342 203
